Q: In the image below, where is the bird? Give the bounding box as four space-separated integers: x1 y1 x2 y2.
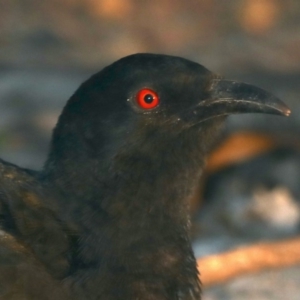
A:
0 53 290 300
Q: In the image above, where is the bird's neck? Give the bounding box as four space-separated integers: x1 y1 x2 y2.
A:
44 124 222 299
78 155 202 298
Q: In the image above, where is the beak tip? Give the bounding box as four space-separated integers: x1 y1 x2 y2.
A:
284 108 291 117
277 103 291 117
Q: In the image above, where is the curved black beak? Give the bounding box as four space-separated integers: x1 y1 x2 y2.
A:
210 79 290 116
183 79 290 123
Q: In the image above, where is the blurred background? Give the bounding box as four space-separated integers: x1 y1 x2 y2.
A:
0 0 300 299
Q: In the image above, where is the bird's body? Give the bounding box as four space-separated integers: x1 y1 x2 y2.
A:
0 160 70 299
0 54 289 299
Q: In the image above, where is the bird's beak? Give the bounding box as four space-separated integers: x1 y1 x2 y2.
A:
184 79 290 123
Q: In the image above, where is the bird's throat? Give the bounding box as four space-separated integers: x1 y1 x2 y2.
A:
71 162 202 299
46 123 223 299
61 147 203 298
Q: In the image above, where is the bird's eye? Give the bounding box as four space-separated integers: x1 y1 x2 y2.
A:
136 88 159 109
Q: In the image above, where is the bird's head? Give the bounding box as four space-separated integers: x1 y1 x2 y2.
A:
44 54 290 298
48 54 290 175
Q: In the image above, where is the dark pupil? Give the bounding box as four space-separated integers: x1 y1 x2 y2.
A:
144 94 153 103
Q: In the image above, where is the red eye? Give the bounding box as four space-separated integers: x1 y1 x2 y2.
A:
136 88 159 109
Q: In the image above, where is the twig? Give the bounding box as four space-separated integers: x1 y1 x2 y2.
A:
197 237 300 287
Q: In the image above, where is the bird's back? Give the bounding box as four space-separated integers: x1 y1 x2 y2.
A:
0 159 71 299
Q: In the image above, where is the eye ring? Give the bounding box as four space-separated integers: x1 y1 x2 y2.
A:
136 88 159 109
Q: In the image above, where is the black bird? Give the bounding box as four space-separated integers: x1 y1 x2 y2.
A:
0 54 290 300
